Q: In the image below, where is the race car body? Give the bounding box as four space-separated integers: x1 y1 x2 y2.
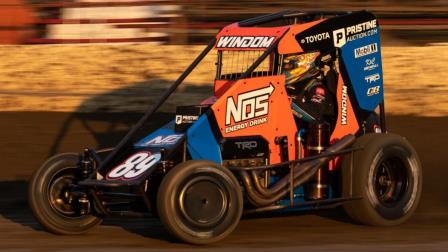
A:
29 10 422 245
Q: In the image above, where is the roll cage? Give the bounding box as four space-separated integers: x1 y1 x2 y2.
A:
91 10 386 176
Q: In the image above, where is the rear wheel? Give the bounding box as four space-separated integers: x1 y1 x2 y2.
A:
28 153 101 234
157 160 243 244
342 133 422 226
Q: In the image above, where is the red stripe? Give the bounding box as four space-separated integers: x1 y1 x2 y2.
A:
114 22 228 29
32 1 175 8
26 37 168 44
35 17 172 25
379 18 448 26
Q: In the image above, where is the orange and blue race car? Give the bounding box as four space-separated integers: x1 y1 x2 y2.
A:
29 10 422 244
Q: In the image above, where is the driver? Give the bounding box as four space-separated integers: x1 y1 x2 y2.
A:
282 52 335 121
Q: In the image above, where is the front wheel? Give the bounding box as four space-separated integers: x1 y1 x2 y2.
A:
157 160 243 244
342 133 422 226
28 153 102 234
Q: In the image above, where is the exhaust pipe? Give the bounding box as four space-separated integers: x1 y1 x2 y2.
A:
240 134 355 207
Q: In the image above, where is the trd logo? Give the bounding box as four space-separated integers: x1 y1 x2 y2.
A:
225 84 275 125
365 73 380 84
235 141 258 150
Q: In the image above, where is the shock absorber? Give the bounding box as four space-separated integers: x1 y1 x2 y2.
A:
305 121 330 200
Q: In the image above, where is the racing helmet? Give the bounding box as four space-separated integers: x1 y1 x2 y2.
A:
282 51 320 85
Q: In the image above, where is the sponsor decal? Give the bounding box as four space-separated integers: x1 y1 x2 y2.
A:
301 32 330 44
175 115 182 124
107 152 161 180
367 85 380 96
365 73 381 84
354 43 378 58
217 36 276 48
364 57 378 71
143 134 183 146
341 85 348 125
235 141 258 150
333 28 346 48
333 19 377 47
175 115 199 125
225 83 274 133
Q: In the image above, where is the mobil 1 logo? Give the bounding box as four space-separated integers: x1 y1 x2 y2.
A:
354 43 378 58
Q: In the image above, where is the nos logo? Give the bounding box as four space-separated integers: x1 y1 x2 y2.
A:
225 84 275 125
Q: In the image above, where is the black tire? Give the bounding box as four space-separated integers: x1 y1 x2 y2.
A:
157 160 243 244
28 153 102 234
342 133 422 226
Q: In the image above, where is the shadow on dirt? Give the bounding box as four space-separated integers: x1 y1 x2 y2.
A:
0 180 43 231
2 77 448 242
0 78 212 240
48 78 212 157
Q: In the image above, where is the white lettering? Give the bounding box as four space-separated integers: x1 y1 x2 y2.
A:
332 19 377 47
341 85 348 125
365 73 381 84
145 135 183 146
217 36 276 48
304 32 330 43
217 36 234 47
225 84 274 125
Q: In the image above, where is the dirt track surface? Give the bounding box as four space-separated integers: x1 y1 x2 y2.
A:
0 112 447 251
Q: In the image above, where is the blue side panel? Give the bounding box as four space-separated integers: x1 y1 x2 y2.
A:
340 26 384 111
134 121 183 148
186 115 222 163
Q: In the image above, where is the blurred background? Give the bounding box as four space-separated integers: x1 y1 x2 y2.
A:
0 0 446 114
1 0 447 45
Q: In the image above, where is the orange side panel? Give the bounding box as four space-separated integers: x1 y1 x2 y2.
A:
214 79 236 98
211 75 297 164
330 74 359 142
329 73 359 170
278 19 326 55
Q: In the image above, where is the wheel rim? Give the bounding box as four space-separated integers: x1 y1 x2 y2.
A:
47 167 81 218
178 175 229 228
373 157 410 207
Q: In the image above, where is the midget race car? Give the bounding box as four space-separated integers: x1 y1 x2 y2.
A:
29 10 422 244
